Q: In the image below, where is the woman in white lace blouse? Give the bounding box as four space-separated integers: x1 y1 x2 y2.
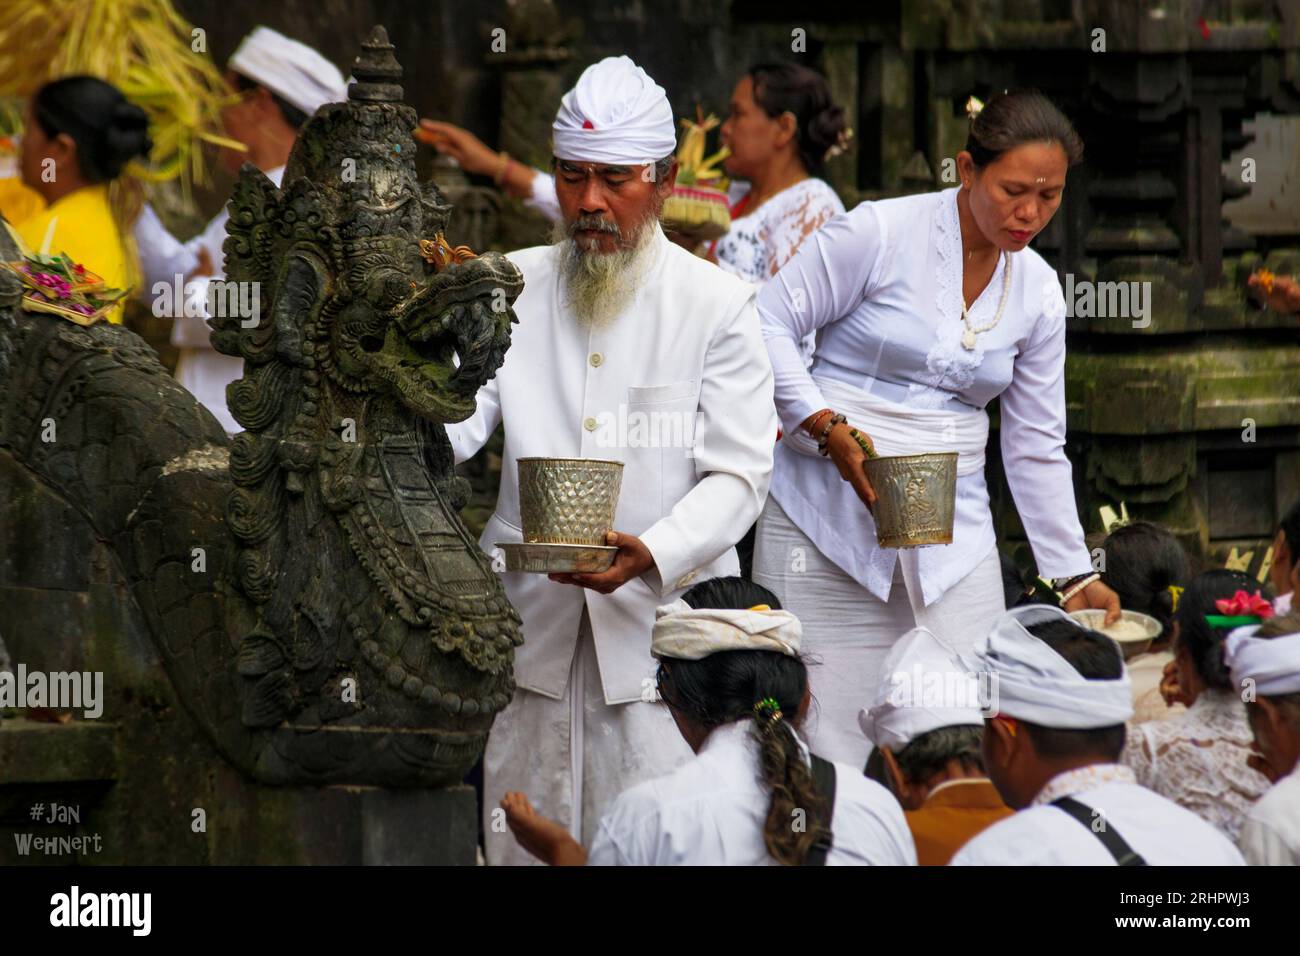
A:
709 63 846 365
1123 570 1273 839
752 91 1120 768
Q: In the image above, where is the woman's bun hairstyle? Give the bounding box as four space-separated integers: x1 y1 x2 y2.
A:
748 62 848 175
965 88 1083 169
33 75 153 183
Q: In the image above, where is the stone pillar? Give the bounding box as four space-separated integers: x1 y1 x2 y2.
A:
488 0 578 251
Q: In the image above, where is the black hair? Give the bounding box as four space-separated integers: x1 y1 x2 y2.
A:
1175 569 1270 691
1000 552 1031 608
1279 497 1300 558
1019 618 1126 761
1099 521 1191 642
747 62 847 176
999 551 1058 608
656 576 827 866
32 76 152 183
965 89 1083 169
893 724 985 783
232 71 310 130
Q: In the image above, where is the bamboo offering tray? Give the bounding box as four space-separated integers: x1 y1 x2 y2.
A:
4 253 127 327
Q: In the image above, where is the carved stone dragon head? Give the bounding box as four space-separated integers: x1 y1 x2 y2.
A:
206 26 526 785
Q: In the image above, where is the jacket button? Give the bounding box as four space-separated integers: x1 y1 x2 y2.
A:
584 416 598 431
589 353 603 367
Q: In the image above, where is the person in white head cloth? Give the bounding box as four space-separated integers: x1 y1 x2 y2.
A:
950 605 1245 865
496 577 915 865
1226 611 1300 865
445 56 778 866
859 627 1012 865
132 26 348 432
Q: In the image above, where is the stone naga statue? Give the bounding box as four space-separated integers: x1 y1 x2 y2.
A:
0 26 524 787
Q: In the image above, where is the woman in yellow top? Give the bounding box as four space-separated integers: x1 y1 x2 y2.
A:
15 76 152 323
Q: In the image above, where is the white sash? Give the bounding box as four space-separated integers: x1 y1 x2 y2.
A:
783 376 989 476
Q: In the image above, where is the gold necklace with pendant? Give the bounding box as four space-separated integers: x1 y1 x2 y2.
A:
960 251 1012 350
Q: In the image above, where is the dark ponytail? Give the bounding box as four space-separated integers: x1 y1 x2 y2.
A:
965 88 1083 169
656 576 829 866
1098 522 1190 642
747 62 847 176
1175 569 1271 690
33 76 152 183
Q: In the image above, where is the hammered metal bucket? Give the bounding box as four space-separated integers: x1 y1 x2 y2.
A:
862 452 958 549
518 457 625 545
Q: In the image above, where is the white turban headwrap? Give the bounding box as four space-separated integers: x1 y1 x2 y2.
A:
1225 624 1300 696
964 605 1133 729
650 599 801 661
229 27 349 118
552 56 676 166
859 628 986 752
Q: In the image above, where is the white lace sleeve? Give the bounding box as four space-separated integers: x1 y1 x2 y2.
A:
1121 722 1156 785
761 180 844 277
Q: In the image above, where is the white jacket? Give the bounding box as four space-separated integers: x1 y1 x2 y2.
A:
447 228 777 703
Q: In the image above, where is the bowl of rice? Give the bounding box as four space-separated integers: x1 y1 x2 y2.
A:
1068 608 1163 660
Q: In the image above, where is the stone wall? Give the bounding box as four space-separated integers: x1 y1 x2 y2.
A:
165 0 1300 580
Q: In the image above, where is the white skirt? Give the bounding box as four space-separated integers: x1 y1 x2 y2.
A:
752 496 1005 769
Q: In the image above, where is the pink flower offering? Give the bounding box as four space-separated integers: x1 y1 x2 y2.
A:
32 272 72 298
1214 590 1273 619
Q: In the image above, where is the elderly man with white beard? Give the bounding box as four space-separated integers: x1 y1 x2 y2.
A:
444 55 777 866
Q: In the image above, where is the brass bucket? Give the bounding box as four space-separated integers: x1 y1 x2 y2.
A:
862 452 958 549
518 457 624 546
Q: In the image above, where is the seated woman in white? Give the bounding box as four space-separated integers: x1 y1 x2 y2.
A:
1091 521 1190 723
1123 570 1272 840
500 576 917 866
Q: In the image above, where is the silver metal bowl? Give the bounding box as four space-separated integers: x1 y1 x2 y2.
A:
495 542 619 574
1069 609 1163 660
862 452 958 549
518 457 624 546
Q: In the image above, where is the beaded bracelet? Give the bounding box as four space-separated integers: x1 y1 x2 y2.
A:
805 408 834 437
816 413 847 456
1060 573 1101 604
848 427 878 459
1052 572 1094 593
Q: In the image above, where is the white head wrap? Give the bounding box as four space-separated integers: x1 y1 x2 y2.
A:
965 605 1133 729
228 27 349 118
650 599 801 661
1225 624 1300 697
858 628 986 752
552 56 676 166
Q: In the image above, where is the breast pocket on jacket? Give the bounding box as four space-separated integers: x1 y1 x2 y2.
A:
617 381 700 533
626 380 697 405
